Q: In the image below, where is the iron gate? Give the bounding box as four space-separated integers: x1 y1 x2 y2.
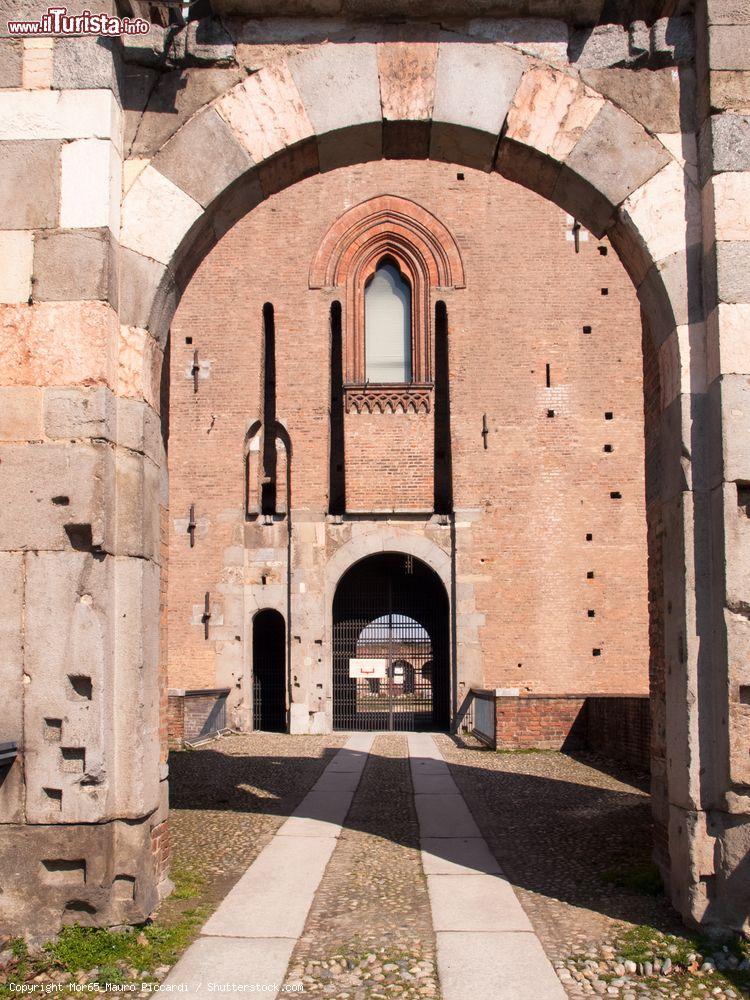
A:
252 609 286 732
332 552 449 731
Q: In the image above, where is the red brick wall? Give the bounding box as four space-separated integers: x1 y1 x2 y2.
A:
587 696 651 771
168 159 649 700
167 694 184 748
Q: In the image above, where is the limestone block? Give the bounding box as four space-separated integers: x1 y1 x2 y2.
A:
288 43 382 170
431 42 525 171
186 18 235 65
22 38 53 90
115 449 161 561
110 556 161 817
650 17 695 65
23 550 114 824
120 165 202 266
118 247 172 339
717 481 750 623
0 140 60 229
504 66 603 163
564 102 671 210
707 304 750 382
708 24 750 70
629 20 650 62
707 171 750 241
723 609 750 788
60 138 121 232
0 38 22 88
617 162 702 279
580 67 689 135
116 396 162 466
656 131 698 184
658 324 705 410
0 816 158 942
699 114 750 179
659 391 698 501
714 817 750 932
52 35 121 93
710 374 750 485
706 0 750 24
0 552 24 823
33 229 117 305
0 90 121 146
289 702 310 734
118 325 163 413
0 231 33 305
706 240 750 307
309 711 328 734
568 24 629 69
0 386 42 441
0 301 119 391
127 66 243 158
709 69 750 111
0 441 116 552
465 18 568 63
153 108 252 208
43 386 115 442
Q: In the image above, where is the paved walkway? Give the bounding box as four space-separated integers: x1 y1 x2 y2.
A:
165 733 564 1000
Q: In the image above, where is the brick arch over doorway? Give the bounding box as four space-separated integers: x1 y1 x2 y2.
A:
4 31 746 943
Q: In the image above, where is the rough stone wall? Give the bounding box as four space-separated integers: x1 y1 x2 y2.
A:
167 158 649 726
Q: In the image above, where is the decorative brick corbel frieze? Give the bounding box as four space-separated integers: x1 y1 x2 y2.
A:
343 383 433 414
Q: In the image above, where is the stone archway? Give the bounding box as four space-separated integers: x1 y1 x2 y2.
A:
2 27 745 940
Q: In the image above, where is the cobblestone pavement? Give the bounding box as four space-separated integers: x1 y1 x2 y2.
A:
168 733 346 909
437 734 748 1000
282 734 440 1000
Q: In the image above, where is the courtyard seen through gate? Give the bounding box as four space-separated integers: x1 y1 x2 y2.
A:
1 0 750 997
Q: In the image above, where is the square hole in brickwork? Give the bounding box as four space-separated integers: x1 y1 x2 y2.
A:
601 287 609 295
592 648 602 656
44 718 62 742
599 246 608 256
547 409 555 418
740 686 750 706
610 491 622 500
588 609 596 618
456 172 465 180
43 788 62 810
61 748 85 773
113 875 136 901
736 483 750 517
586 533 593 541
604 444 613 453
587 571 595 579
67 675 92 701
583 325 592 335
605 412 614 420
41 859 86 886
185 337 193 345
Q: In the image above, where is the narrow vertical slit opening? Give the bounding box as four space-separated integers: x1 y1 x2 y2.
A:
261 302 277 516
329 300 345 515
434 300 453 515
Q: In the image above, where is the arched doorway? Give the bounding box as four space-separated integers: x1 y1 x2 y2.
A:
252 609 286 732
332 553 450 731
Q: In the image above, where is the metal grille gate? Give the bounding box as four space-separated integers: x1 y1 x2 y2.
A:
332 552 449 731
252 609 286 732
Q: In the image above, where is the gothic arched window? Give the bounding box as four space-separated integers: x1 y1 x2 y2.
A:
364 259 412 383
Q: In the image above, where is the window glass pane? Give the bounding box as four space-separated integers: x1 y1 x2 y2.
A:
365 261 412 382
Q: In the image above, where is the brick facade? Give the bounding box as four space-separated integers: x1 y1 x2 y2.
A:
167 158 649 730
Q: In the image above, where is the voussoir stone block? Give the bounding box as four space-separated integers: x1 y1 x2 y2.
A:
120 165 202 266
617 161 702 276
564 101 672 210
33 229 117 305
431 41 525 171
378 42 437 123
0 301 118 390
118 247 171 336
637 245 704 347
0 140 60 229
216 62 314 164
152 108 253 208
504 65 604 163
287 43 382 170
